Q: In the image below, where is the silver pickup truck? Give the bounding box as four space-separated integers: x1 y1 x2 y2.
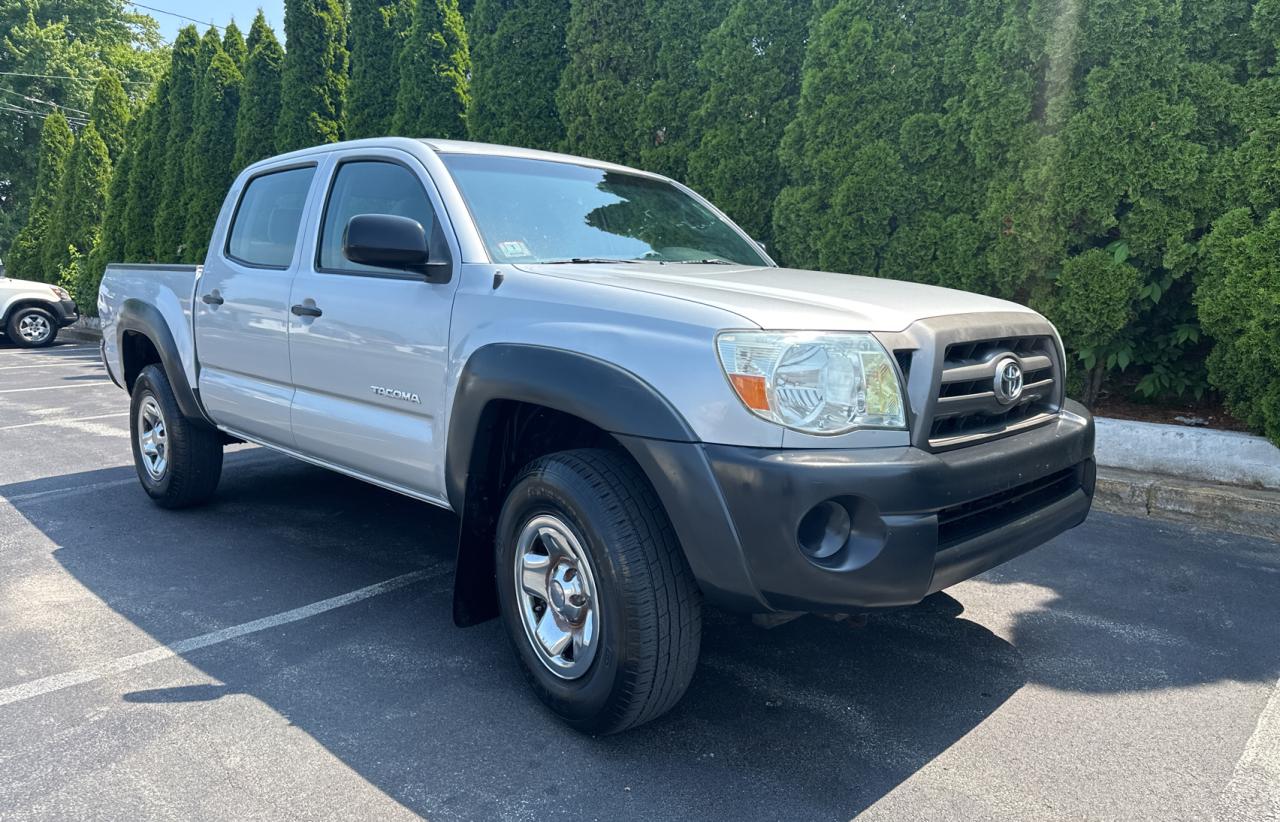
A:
99 138 1095 733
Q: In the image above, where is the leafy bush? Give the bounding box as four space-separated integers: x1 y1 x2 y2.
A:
1199 208 1280 444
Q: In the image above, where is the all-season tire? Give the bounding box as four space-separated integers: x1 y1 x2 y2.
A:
5 306 58 348
129 364 223 509
495 448 702 735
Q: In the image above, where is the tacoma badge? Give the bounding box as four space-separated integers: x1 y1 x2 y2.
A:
370 385 421 404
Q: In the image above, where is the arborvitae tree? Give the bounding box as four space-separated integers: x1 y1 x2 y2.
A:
246 9 271 52
123 78 170 262
223 19 248 67
8 113 73 283
276 0 349 151
88 72 130 163
194 26 223 99
154 27 200 260
556 0 652 165
636 0 731 179
46 123 112 291
184 51 244 261
348 0 412 139
774 0 969 277
88 117 140 303
392 0 470 137
685 0 809 245
467 0 569 149
234 15 285 170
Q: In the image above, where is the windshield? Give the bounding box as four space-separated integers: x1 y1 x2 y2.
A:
441 154 770 267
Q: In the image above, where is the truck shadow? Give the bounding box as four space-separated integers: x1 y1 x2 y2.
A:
4 453 1276 820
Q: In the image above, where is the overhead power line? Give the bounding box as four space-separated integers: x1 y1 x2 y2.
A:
0 70 151 87
0 87 90 117
127 2 223 30
0 103 90 126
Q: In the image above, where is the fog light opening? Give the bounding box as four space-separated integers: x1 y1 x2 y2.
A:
797 500 852 560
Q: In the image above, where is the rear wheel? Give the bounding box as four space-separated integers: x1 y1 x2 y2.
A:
6 306 57 348
130 364 223 508
496 448 702 734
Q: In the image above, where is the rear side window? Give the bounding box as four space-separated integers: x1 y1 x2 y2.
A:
317 160 448 274
226 166 316 268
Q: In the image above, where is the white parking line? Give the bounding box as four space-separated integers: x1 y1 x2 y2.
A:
0 347 96 358
0 360 101 371
0 569 441 709
0 412 128 431
1215 677 1280 820
0 381 112 393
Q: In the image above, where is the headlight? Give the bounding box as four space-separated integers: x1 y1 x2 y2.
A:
716 331 906 434
51 286 70 300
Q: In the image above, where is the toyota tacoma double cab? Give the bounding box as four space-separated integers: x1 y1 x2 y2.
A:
0 261 79 347
99 138 1095 733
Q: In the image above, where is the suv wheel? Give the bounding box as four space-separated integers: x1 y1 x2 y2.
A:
6 306 57 348
496 448 702 734
129 364 224 508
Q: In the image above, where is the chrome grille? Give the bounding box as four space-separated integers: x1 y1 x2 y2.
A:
927 334 1060 448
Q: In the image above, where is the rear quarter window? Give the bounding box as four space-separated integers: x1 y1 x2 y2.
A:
225 166 317 268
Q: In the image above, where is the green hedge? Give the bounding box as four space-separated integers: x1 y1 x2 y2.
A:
8 0 1280 445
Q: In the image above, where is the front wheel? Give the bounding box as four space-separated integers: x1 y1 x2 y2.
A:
5 306 58 348
496 448 702 734
129 364 224 508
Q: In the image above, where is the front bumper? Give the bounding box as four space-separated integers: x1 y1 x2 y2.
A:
620 400 1095 613
51 298 79 326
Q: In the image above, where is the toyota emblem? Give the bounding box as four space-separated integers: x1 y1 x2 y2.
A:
993 357 1024 404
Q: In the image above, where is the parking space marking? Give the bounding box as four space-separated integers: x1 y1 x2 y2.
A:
0 381 113 394
1215 677 1280 821
0 412 128 431
0 347 97 359
0 360 101 371
0 569 441 709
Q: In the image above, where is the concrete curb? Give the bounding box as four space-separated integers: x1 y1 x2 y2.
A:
59 317 102 344
1095 417 1280 490
1095 467 1280 541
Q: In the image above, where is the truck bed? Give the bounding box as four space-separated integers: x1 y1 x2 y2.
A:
98 263 201 392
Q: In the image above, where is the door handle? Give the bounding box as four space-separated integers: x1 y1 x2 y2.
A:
201 291 223 306
291 303 323 318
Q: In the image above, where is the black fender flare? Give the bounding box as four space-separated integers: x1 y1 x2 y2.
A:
445 343 699 626
116 298 213 426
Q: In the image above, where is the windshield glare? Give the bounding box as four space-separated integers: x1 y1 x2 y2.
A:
441 154 769 267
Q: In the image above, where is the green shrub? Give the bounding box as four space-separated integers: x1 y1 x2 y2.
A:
1199 208 1280 445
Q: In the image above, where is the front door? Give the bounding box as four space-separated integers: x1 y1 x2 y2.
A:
194 164 320 447
286 151 460 503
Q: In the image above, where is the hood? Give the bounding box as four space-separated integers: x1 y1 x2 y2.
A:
514 263 1037 332
0 275 60 293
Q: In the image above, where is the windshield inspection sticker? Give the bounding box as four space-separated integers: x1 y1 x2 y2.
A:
498 240 532 258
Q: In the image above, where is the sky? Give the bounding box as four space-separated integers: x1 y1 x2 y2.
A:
137 0 286 42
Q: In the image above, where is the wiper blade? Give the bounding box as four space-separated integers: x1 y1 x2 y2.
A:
667 258 738 265
538 257 641 265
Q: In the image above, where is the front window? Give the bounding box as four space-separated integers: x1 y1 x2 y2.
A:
441 154 769 267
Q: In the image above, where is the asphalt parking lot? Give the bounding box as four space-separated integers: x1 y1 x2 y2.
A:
1 340 1278 821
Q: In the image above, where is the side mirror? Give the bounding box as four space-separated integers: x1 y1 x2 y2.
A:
343 214 447 281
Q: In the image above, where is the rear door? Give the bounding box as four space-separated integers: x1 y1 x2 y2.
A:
194 163 320 446
286 148 461 503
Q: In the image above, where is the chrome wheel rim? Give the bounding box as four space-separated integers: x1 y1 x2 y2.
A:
514 514 600 679
136 396 168 480
18 313 51 343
